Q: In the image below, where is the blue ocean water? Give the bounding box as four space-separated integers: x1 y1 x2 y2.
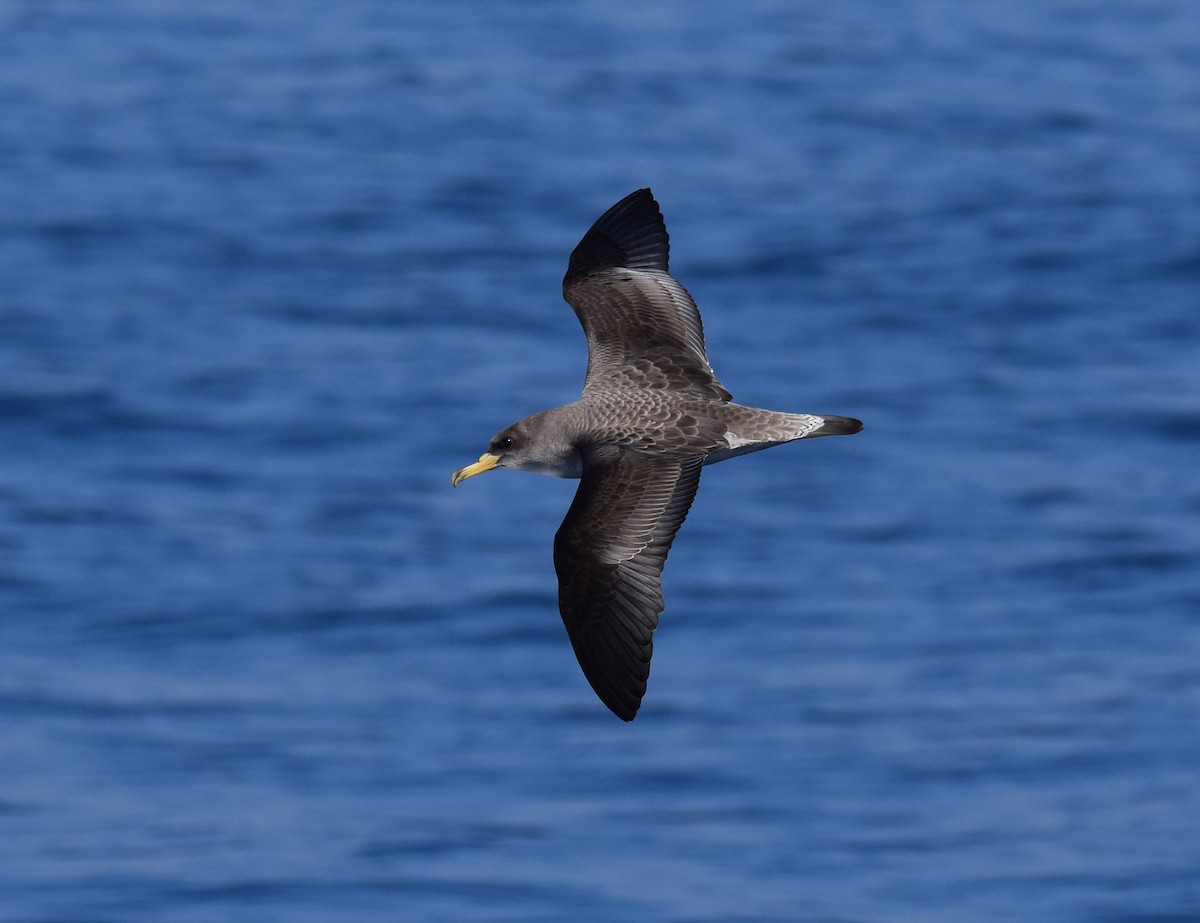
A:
2 1 1199 920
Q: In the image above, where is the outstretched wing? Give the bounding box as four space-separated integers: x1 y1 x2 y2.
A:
553 446 703 720
562 189 730 401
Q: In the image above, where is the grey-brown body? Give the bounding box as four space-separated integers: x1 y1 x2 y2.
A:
516 397 852 477
452 189 861 720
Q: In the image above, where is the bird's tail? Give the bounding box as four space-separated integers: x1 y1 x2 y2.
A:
810 414 863 437
702 407 862 465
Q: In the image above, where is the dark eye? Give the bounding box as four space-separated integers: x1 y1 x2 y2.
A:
497 436 514 450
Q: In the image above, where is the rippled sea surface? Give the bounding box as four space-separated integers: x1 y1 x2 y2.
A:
3 2 1199 921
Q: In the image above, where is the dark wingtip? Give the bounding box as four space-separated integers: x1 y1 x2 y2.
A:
585 656 646 722
818 415 863 436
564 188 669 289
570 635 649 721
608 699 640 722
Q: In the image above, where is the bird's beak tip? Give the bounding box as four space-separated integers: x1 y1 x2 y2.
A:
451 452 501 487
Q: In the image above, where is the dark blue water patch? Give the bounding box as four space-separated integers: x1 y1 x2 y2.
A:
1152 245 1200 279
1135 411 1200 443
34 217 137 251
617 767 748 795
0 689 143 721
887 744 1153 788
0 799 29 818
453 592 563 643
262 419 384 451
125 464 244 491
1009 486 1085 510
171 366 266 402
0 686 264 723
0 571 43 595
0 387 228 439
1017 549 1196 591
264 301 417 329
356 821 545 858
13 503 149 528
685 246 831 283
70 601 455 652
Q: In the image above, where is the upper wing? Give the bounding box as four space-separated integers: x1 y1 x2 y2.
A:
553 446 703 720
562 189 730 401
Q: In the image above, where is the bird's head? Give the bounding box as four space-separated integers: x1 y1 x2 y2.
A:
451 410 583 486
